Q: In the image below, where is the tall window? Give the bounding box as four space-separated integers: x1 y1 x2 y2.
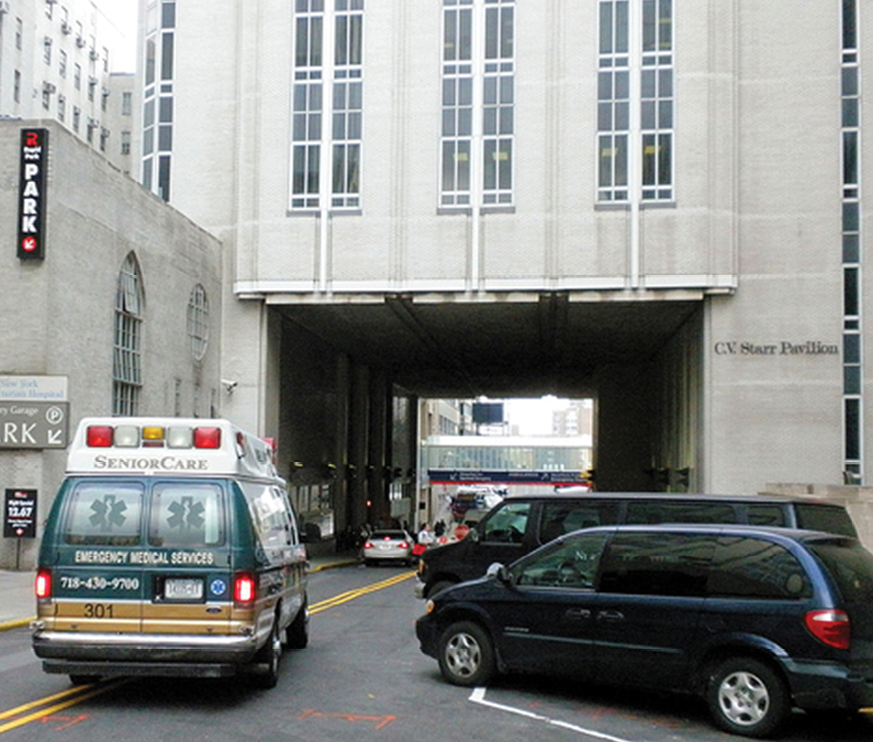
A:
142 0 176 201
842 0 863 482
187 284 209 361
440 0 515 208
598 0 673 203
113 253 144 416
291 0 364 211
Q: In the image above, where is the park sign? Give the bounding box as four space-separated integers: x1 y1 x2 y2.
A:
0 376 69 449
18 128 49 260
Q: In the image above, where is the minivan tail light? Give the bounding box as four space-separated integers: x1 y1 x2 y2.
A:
805 609 851 649
35 569 51 599
234 573 256 605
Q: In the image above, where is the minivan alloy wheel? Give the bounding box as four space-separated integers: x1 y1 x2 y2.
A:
707 657 789 738
437 621 495 687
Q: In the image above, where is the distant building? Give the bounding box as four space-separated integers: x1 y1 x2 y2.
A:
0 0 129 170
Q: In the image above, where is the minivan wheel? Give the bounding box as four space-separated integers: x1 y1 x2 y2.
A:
252 618 282 689
437 621 495 687
707 657 789 738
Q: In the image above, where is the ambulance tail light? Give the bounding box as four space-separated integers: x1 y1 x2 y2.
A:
35 569 52 599
86 426 114 447
194 427 222 449
234 573 256 605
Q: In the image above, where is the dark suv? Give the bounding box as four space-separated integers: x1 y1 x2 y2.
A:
414 491 858 599
416 525 873 738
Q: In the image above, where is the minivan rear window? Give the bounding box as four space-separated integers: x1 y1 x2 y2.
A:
64 482 144 546
807 539 873 604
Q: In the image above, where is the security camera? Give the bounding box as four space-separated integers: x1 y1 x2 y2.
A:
221 379 238 393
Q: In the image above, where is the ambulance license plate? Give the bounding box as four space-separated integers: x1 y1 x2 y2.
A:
164 578 204 600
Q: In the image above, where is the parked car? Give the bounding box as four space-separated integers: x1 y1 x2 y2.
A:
416 524 873 738
414 491 859 598
362 530 414 566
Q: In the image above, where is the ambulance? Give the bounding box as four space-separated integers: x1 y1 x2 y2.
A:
31 417 308 688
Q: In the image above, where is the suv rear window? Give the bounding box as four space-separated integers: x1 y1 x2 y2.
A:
795 504 858 537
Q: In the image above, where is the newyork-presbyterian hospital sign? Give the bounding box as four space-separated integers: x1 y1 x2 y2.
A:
18 128 49 261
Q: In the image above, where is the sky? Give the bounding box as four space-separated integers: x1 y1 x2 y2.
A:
96 0 138 73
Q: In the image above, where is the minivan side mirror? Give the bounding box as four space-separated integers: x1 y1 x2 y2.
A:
486 562 512 586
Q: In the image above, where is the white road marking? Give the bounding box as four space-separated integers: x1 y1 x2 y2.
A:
469 687 642 742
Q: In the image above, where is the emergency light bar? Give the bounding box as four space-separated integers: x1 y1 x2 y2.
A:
85 424 222 450
68 417 281 481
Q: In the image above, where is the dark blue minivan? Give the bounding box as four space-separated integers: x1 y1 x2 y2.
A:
416 525 873 738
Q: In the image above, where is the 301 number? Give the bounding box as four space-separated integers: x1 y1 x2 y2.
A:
83 603 113 618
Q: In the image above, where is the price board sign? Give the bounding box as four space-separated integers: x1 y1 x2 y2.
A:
4 489 37 538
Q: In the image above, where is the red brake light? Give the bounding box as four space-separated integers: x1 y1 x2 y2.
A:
234 573 256 604
86 425 114 447
194 427 221 449
399 541 409 549
35 569 51 599
805 609 851 649
363 541 373 549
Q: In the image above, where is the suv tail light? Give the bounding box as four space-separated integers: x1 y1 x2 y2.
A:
805 609 850 649
35 569 51 599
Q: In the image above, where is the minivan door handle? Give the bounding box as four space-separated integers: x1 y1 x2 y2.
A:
596 610 625 623
565 607 591 620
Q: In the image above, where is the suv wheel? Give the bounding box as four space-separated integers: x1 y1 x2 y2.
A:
707 657 789 738
437 620 495 687
285 599 309 649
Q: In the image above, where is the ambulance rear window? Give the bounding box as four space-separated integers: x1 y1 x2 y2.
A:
149 483 225 547
64 483 144 546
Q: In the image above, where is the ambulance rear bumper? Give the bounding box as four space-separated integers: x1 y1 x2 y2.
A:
33 629 259 670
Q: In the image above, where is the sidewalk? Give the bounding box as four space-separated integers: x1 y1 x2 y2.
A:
0 552 360 632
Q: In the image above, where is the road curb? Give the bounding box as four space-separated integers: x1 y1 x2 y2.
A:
0 618 32 632
309 558 360 572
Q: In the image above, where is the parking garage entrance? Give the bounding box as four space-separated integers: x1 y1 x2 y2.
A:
268 293 704 540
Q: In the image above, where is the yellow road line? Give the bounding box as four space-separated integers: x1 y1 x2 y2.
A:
310 571 415 614
0 679 128 734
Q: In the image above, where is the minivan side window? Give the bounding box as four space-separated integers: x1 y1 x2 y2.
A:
625 501 737 526
538 501 619 543
515 532 609 589
599 532 715 597
150 482 225 547
708 537 811 600
64 482 143 545
480 501 530 543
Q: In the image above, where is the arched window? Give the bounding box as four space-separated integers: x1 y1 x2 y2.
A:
187 284 209 361
113 253 144 415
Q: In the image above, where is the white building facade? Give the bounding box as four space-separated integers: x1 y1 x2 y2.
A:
126 0 872 515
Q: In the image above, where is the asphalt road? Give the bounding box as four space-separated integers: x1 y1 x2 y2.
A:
0 563 871 742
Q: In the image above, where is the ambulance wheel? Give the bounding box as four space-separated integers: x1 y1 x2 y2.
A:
252 618 282 689
69 674 99 686
285 599 309 650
